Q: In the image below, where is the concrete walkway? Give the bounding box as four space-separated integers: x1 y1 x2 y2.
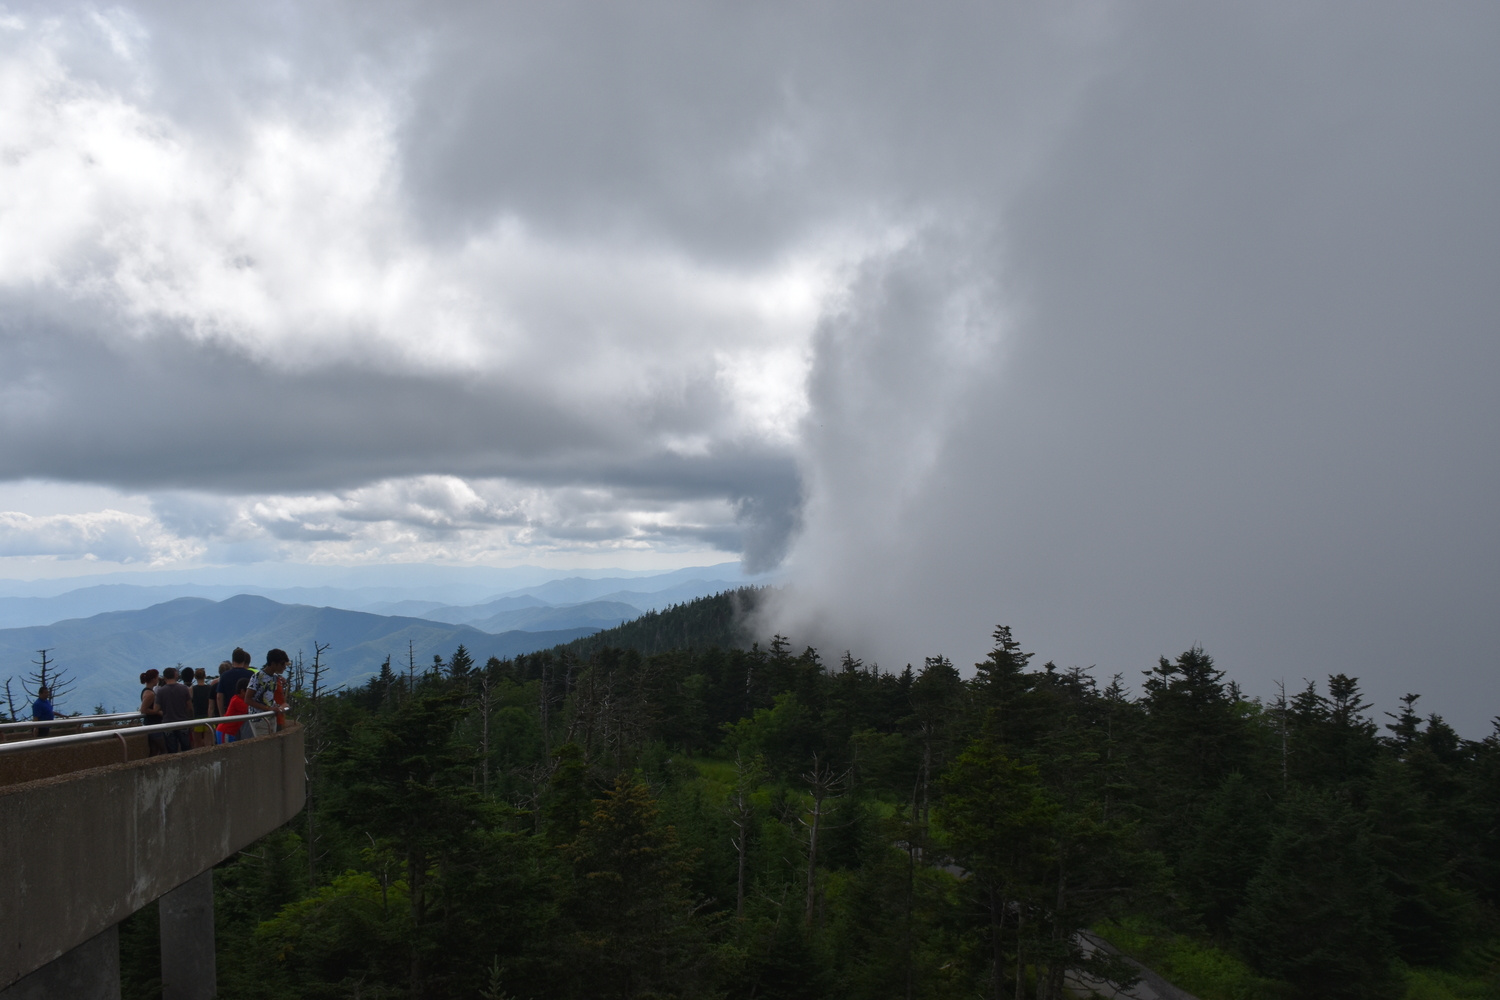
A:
1 723 305 994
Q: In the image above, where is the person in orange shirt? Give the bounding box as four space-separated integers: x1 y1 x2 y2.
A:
272 665 288 730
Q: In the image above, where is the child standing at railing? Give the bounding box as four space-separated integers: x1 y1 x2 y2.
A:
215 678 251 745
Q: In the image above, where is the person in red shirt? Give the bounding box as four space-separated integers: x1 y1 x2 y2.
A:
215 678 251 745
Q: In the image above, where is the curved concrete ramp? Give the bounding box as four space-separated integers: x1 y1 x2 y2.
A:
0 724 304 993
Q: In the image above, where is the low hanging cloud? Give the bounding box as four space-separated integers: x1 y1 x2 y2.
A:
769 2 1500 735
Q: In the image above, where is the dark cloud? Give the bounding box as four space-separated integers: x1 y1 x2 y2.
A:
396 3 1092 255
0 298 786 492
782 1 1500 735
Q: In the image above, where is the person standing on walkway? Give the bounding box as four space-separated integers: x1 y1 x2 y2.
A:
245 649 288 739
190 668 215 748
156 667 194 754
208 661 229 723
217 648 253 716
31 686 53 738
139 669 166 756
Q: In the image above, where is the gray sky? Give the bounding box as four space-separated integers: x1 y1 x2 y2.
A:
0 2 1496 731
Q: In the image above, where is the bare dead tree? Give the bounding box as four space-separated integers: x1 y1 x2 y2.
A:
407 640 416 695
517 760 551 832
478 669 493 796
539 658 551 757
304 640 332 886
728 752 765 918
909 719 937 862
289 649 305 698
800 753 852 924
24 649 74 713
567 665 622 764
381 654 394 703
2 677 18 722
1274 679 1290 792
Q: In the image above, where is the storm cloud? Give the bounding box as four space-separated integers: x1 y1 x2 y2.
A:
777 3 1500 733
1 3 1497 728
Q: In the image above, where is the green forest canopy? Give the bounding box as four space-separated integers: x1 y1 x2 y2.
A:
123 589 1500 1000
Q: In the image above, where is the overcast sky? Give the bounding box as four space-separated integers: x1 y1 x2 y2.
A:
1 2 1496 731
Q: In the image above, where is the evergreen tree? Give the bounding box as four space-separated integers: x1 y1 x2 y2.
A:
1364 756 1473 966
322 682 493 995
449 643 474 678
560 775 713 999
1176 773 1270 937
970 626 1034 740
545 742 591 843
190 601 1497 1000
939 739 1056 1000
1139 647 1254 859
1233 789 1397 1000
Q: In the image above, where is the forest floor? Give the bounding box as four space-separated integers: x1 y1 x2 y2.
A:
1094 920 1500 1000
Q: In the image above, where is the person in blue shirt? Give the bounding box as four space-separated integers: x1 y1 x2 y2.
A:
217 648 254 716
32 686 54 738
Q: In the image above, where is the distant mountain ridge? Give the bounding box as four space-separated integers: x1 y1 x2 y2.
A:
0 562 746 600
0 595 596 715
466 601 640 633
364 595 550 622
386 578 756 634
0 562 765 631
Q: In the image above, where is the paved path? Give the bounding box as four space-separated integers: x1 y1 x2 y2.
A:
1065 931 1202 1000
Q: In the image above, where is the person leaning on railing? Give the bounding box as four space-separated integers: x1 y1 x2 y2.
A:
155 667 194 754
245 649 289 739
217 648 253 716
31 686 53 738
190 667 215 748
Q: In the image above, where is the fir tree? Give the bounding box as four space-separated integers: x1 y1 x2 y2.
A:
449 643 474 678
1233 789 1397 1000
561 775 709 999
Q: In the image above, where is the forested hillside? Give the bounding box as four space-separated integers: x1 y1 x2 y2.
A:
126 611 1500 1000
558 586 767 657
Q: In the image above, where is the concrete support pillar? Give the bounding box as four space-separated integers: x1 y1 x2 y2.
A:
0 924 120 1000
159 869 217 1000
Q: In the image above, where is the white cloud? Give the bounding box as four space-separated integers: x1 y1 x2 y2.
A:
0 473 746 572
0 509 198 563
0 11 850 450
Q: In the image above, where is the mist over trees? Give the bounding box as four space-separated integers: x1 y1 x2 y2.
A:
124 591 1500 1000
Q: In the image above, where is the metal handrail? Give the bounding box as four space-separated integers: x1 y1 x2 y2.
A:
0 711 279 755
0 712 140 733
